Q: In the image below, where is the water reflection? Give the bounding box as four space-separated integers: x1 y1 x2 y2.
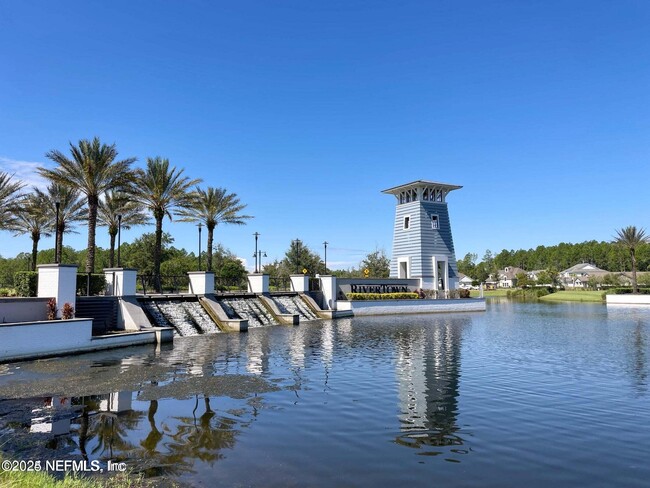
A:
395 317 469 453
2 305 649 487
629 319 648 394
607 306 650 395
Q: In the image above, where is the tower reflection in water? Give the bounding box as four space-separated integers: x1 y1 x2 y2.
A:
394 317 470 451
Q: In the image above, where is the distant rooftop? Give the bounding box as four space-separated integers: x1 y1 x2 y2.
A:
381 180 463 195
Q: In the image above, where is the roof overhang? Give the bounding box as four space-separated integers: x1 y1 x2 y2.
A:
381 180 462 196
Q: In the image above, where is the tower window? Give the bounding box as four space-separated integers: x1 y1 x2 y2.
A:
431 215 439 229
404 216 410 229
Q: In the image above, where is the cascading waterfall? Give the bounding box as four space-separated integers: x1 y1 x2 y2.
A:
140 300 221 336
181 301 221 334
219 297 278 327
155 301 201 336
272 295 320 321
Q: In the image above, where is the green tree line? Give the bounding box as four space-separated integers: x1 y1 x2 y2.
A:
458 238 650 282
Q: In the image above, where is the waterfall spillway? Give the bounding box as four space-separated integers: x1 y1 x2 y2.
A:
140 299 221 336
181 301 220 334
272 295 320 321
219 297 278 327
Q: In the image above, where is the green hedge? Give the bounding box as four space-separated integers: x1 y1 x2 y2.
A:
14 271 38 297
507 288 552 300
76 274 107 296
607 287 650 295
346 292 419 300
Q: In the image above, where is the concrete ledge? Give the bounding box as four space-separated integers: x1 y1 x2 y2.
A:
118 296 153 331
0 318 173 363
258 295 299 325
336 298 486 316
606 294 650 306
200 295 249 332
91 328 172 346
299 294 335 319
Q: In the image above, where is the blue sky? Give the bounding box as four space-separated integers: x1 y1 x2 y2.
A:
1 0 649 269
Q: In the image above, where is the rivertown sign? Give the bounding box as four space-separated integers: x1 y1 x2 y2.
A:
349 283 411 293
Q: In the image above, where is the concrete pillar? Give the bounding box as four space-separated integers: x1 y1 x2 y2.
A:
290 274 309 293
247 274 269 294
187 271 215 295
104 268 138 296
320 275 337 310
37 264 78 319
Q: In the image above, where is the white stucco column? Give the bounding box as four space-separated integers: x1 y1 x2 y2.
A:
290 274 309 293
104 268 138 296
320 275 337 310
37 264 78 319
188 271 215 295
247 274 269 294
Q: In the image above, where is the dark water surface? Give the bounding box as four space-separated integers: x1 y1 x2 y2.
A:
1 301 649 487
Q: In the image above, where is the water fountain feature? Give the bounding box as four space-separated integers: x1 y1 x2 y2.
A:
181 301 221 334
272 294 320 321
219 297 279 327
139 299 221 336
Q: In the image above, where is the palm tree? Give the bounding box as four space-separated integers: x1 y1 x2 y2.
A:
613 226 648 294
98 190 150 267
34 183 86 264
8 192 51 270
177 187 252 271
39 138 136 272
0 171 25 230
132 157 201 290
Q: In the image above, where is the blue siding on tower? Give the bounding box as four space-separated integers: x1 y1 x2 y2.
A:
389 201 458 280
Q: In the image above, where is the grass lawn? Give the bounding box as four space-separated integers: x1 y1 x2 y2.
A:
538 290 604 302
469 289 510 298
469 289 605 302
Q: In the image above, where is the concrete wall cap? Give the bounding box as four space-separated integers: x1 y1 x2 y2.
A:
37 264 79 269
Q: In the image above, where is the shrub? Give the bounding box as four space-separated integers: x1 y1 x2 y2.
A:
346 292 419 300
47 298 57 320
0 288 16 297
76 273 107 296
62 302 75 320
14 271 38 297
459 289 470 298
505 287 553 300
535 288 550 297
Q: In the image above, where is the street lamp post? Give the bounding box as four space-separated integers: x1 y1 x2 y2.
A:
117 214 122 268
292 239 302 273
323 241 328 271
258 250 267 271
198 223 203 271
54 201 61 264
253 232 260 273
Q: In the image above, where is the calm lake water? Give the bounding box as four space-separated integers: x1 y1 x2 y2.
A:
1 300 649 487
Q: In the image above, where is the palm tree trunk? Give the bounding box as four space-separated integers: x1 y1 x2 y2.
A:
207 225 214 272
108 229 117 268
631 249 638 294
154 214 163 292
31 234 39 271
86 195 99 273
56 222 64 264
